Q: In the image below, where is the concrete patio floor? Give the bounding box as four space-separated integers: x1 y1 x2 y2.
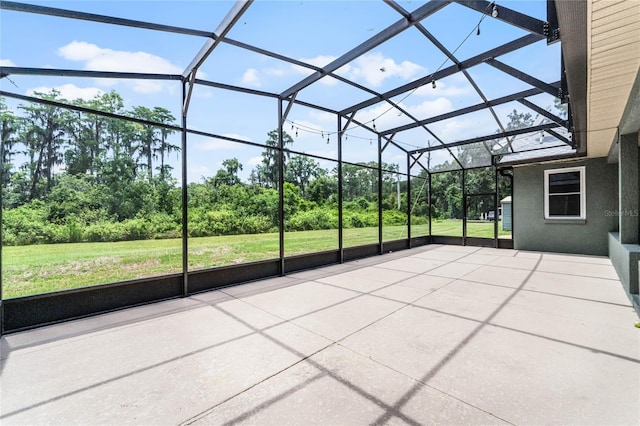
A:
2 244 639 425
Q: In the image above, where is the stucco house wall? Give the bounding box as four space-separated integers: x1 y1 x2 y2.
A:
513 157 618 256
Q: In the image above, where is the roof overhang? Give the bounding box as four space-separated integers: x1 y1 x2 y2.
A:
586 0 640 157
555 0 588 155
557 0 640 159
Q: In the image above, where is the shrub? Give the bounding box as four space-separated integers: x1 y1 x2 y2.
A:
85 222 120 242
382 210 407 226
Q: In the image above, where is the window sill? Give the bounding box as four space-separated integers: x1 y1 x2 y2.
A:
544 218 586 224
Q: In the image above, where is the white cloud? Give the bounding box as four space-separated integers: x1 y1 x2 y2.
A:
414 75 472 98
263 68 286 77
355 97 453 132
241 68 261 87
431 115 497 143
129 80 165 94
187 164 213 183
195 134 253 151
0 59 16 66
411 98 455 118
347 52 424 87
308 111 335 124
26 84 104 101
223 133 253 142
194 87 214 99
292 55 339 74
58 41 184 94
291 55 350 86
246 156 263 167
291 52 423 88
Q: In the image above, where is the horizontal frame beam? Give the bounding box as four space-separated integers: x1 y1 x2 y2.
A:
0 66 181 81
453 0 548 36
382 86 547 135
545 128 572 146
0 1 212 37
497 151 582 167
517 98 568 127
341 33 544 115
410 122 559 154
182 0 253 78
486 58 559 97
194 78 279 98
280 0 451 99
0 90 183 131
0 1 396 107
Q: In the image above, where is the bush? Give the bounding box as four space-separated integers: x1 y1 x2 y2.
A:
121 219 152 241
85 222 126 242
66 220 84 243
286 208 337 231
343 211 377 228
237 214 272 234
2 201 51 245
382 210 407 226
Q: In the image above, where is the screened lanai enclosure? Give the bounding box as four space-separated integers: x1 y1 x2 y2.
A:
0 0 579 332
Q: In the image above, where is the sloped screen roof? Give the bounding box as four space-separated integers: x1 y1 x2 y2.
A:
0 0 576 173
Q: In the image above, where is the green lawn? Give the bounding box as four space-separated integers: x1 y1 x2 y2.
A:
431 219 512 238
1 221 510 298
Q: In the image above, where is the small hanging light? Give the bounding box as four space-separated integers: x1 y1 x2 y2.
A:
327 136 330 144
372 119 377 131
432 79 436 89
491 3 499 18
295 128 298 137
476 24 481 36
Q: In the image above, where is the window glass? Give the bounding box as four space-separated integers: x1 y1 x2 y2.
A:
544 167 585 220
549 194 581 217
549 172 580 194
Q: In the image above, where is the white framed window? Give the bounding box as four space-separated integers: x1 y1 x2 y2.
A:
544 166 586 220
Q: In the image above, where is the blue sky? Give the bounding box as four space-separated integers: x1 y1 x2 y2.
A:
0 0 562 181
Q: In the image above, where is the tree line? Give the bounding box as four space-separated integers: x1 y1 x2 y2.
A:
1 90 528 246
1 91 420 246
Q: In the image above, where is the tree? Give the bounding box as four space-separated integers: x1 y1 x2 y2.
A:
506 109 534 130
251 130 293 188
306 174 337 205
213 158 243 186
285 155 324 195
129 106 158 181
340 161 396 201
151 107 179 180
18 90 67 200
554 98 568 119
64 91 127 176
0 98 20 184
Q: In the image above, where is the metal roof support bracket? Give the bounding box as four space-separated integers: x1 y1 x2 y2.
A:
182 0 253 79
545 0 561 44
182 71 197 117
280 92 298 127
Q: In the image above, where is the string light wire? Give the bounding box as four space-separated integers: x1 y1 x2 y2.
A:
288 2 496 144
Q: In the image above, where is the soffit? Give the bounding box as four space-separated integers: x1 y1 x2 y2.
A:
588 0 640 157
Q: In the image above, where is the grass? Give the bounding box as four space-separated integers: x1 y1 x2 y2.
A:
1 221 510 298
431 219 512 238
